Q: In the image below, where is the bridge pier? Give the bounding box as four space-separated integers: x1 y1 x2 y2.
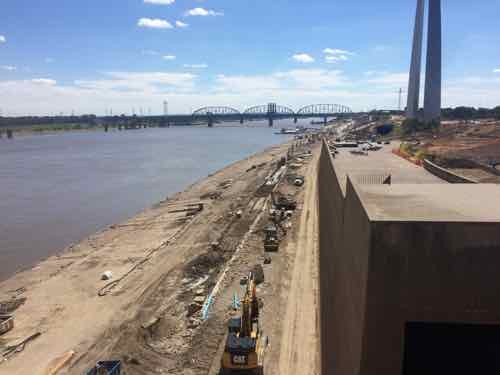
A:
294 117 298 124
323 116 328 126
6 129 13 139
268 117 274 127
240 116 244 125
208 117 214 127
104 125 109 132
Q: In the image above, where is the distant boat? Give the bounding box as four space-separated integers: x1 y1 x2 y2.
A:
275 128 299 135
275 127 308 135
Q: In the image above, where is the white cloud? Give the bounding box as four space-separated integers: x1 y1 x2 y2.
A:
215 69 347 96
142 50 159 55
74 71 196 92
325 55 348 63
276 69 347 90
185 8 224 16
215 74 281 92
31 78 57 85
3 65 500 116
494 69 500 74
0 35 5 43
323 48 355 56
292 53 315 63
183 64 208 69
162 55 176 61
175 20 189 28
1 65 16 71
365 72 408 87
137 18 173 29
144 0 175 4
323 48 354 64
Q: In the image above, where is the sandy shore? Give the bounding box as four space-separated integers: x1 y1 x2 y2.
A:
0 139 320 375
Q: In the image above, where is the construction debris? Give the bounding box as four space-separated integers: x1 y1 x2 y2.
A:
0 315 14 335
0 297 26 314
43 350 75 375
86 360 121 375
1 332 41 360
294 176 305 186
168 203 204 215
200 191 222 200
218 179 234 189
101 271 113 281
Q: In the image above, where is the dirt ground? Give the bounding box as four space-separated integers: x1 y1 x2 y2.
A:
0 138 321 375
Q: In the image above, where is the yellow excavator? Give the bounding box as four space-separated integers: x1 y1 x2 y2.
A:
220 272 266 375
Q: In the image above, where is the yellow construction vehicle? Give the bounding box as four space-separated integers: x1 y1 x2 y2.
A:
220 273 265 375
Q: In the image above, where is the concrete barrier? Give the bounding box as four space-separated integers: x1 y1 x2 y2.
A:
423 159 477 183
434 157 500 177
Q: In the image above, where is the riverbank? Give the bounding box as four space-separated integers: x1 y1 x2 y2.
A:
0 125 294 282
0 138 320 374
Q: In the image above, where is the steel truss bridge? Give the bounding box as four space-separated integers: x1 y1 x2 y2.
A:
190 103 352 127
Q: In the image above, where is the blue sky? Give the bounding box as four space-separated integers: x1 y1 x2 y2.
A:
1 0 500 115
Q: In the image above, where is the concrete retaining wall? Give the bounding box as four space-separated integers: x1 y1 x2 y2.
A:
318 139 346 375
318 140 374 375
362 220 500 374
318 141 500 375
423 159 477 183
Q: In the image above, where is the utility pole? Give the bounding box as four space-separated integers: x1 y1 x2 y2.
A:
163 101 168 116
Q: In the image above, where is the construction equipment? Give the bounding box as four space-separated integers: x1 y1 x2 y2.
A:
271 192 297 211
263 224 279 252
86 360 121 375
221 273 265 375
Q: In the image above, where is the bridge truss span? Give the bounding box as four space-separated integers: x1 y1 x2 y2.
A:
297 104 352 116
192 106 241 116
243 103 295 116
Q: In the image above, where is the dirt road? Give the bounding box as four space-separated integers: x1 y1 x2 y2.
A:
263 148 321 375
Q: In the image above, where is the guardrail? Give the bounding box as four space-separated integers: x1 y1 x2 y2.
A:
423 159 477 183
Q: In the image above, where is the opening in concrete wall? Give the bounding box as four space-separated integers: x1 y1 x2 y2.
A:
403 322 500 375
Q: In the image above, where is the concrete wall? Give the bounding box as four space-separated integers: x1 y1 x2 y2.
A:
318 141 500 375
318 141 373 375
423 159 477 183
334 178 372 375
362 220 500 375
318 140 346 375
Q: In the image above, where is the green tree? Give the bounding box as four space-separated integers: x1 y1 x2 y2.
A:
494 106 500 120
